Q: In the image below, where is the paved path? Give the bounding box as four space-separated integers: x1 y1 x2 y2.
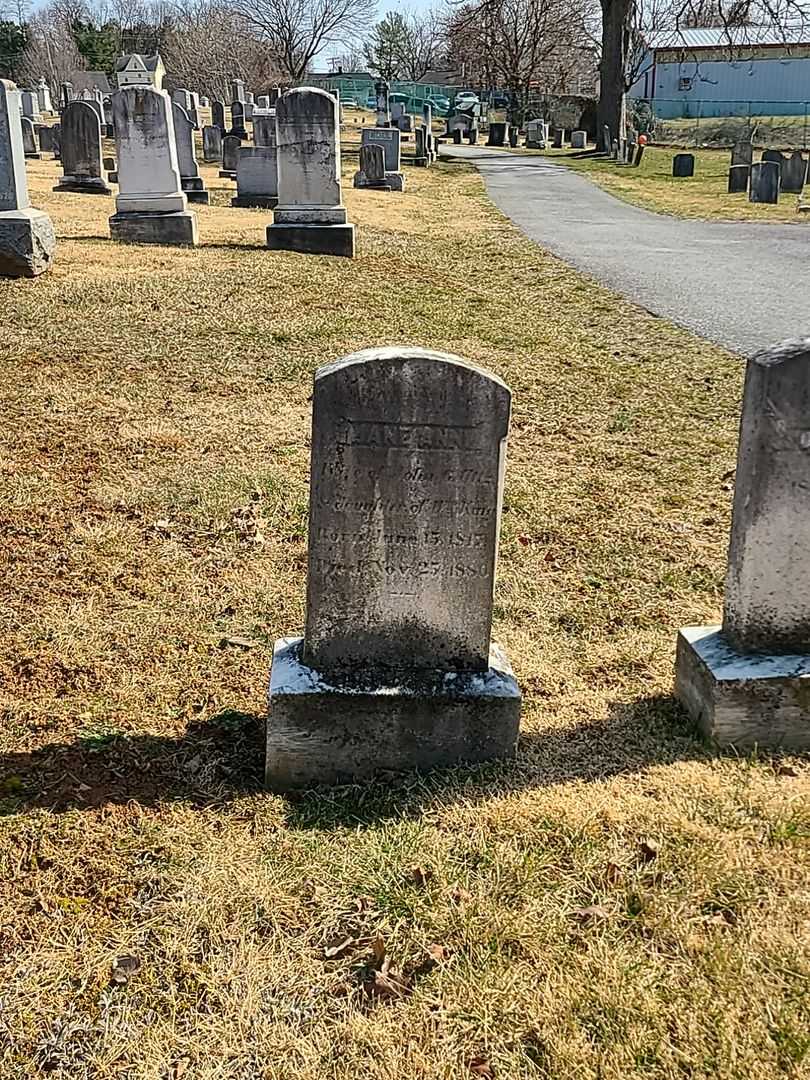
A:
442 145 810 357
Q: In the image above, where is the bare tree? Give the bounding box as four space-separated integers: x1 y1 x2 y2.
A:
397 6 442 80
16 7 86 88
227 0 372 81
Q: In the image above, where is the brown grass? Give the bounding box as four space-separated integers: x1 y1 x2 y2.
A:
1 144 808 1080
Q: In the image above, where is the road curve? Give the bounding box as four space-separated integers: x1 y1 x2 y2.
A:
442 144 810 357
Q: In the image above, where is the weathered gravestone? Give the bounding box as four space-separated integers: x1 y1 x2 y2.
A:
353 142 389 190
414 125 429 165
267 87 354 257
375 79 390 128
232 145 278 207
602 124 611 153
219 134 241 178
675 338 810 751
633 143 645 167
202 124 222 163
230 78 246 104
447 113 469 136
20 116 39 158
37 124 56 154
20 89 40 122
749 160 779 203
728 164 749 193
570 129 587 149
172 101 209 203
256 95 270 109
761 149 784 179
36 78 52 114
672 153 695 177
211 99 226 133
731 139 754 167
780 150 807 194
360 127 404 190
552 128 564 148
54 101 110 194
487 122 508 147
266 346 522 789
60 82 73 108
0 79 55 276
525 118 546 148
390 101 405 125
109 85 198 246
229 100 248 140
422 101 436 160
253 113 275 147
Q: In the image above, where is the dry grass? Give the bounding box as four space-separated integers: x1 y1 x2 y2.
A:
531 145 810 222
1 144 808 1080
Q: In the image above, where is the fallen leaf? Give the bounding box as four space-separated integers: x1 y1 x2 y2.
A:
407 865 434 887
604 861 623 885
218 635 258 650
365 965 411 1000
775 763 798 777
638 840 659 864
468 1055 494 1077
170 1058 190 1079
110 954 141 985
323 935 356 959
371 934 386 969
427 943 449 962
450 885 472 904
571 904 610 923
517 534 530 546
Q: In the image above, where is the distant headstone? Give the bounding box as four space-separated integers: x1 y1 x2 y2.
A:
525 118 546 149
422 101 435 160
266 87 354 257
54 100 110 194
633 144 645 167
731 139 754 167
230 100 248 139
761 149 784 179
266 346 521 789
60 82 73 108
375 79 390 128
780 150 807 194
602 124 611 152
211 99 226 132
36 77 52 113
232 144 278 207
253 113 275 147
20 89 41 122
230 78 246 104
749 160 779 203
552 128 564 149
0 79 56 277
390 101 405 124
676 339 810 751
37 124 55 153
256 95 270 109
487 122 508 147
361 126 401 172
414 125 428 165
353 142 389 190
447 113 469 135
728 163 749 193
202 124 222 162
570 129 587 149
219 134 241 177
172 101 209 203
109 85 198 246
672 153 695 177
20 116 39 158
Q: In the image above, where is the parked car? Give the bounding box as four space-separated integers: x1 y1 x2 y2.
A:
365 93 377 109
490 91 511 108
453 91 480 110
426 94 450 116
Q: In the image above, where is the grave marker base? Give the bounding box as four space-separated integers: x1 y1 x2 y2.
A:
266 222 355 257
0 208 56 278
109 209 198 247
675 626 810 750
232 194 278 208
53 176 112 195
265 637 521 790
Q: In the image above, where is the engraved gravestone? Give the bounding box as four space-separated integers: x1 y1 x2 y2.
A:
267 346 521 789
54 100 110 193
219 134 241 177
675 339 810 750
202 124 222 162
731 139 753 167
211 99 226 132
780 150 807 194
750 160 779 203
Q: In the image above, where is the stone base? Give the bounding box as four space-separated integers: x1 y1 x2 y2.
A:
218 170 236 180
182 178 209 205
353 172 392 191
53 177 111 195
0 207 56 278
266 222 355 258
675 626 810 750
232 194 278 208
185 189 210 205
266 637 521 790
109 210 198 247
412 156 429 167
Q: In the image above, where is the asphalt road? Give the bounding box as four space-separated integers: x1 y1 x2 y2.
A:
442 144 810 357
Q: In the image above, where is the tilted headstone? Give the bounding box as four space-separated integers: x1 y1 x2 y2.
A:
211 99 226 132
780 150 807 194
676 339 810 751
0 79 55 277
749 160 779 204
266 346 521 789
570 129 587 149
109 85 197 246
219 134 241 177
728 163 749 193
731 139 754 167
353 142 389 190
172 101 209 204
37 124 55 153
253 113 275 147
202 124 222 162
54 100 110 193
20 116 39 158
232 144 278 207
672 153 695 177
267 87 354 257
229 100 248 140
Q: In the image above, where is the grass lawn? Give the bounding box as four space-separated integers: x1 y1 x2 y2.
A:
1 144 808 1080
535 145 810 222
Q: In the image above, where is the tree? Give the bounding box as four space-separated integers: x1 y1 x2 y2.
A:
0 18 26 78
70 15 119 70
397 7 442 80
363 11 408 79
227 0 372 82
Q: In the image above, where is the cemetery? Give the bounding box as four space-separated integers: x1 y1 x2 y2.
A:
1 63 809 1080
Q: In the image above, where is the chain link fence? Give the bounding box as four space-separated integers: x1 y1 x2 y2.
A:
631 98 810 149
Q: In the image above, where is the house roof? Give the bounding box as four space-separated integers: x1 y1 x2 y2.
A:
114 54 162 73
82 71 112 93
647 24 810 50
417 68 467 86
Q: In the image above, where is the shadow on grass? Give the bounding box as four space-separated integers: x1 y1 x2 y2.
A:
0 695 715 819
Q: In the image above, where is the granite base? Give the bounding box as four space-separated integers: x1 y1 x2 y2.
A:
0 207 56 277
109 209 198 247
232 194 278 208
266 222 355 257
265 637 521 790
675 625 810 750
53 177 111 195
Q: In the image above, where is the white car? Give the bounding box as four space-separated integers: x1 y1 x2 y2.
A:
454 92 480 109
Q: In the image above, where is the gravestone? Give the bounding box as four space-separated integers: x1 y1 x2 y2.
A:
728 163 749 193
244 101 254 122
375 79 390 127
219 134 241 177
253 113 275 147
611 138 619 160
633 143 645 167
266 87 354 257
602 124 611 152
245 91 254 106
675 338 810 751
731 139 754 167
397 113 413 136
360 127 404 190
391 102 404 124
60 82 73 108
269 86 281 105
109 85 198 246
211 99 226 132
50 123 61 159
256 95 270 109
229 100 248 139
230 78 246 104
508 127 518 148
487 122 508 147
202 124 222 162
20 116 39 158
0 79 56 277
266 346 521 789
54 100 110 193
525 118 546 149
422 101 436 161
452 129 462 144
749 160 779 204
447 113 469 135
20 89 40 122
172 101 209 204
552 128 564 148
353 142 389 190
37 124 55 153
672 153 695 177
171 88 192 112
232 145 278 207
467 126 479 145
570 129 587 149
414 125 428 165
780 150 807 194
761 149 784 179
36 77 52 114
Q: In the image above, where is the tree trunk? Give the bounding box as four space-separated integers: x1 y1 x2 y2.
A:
597 0 632 146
